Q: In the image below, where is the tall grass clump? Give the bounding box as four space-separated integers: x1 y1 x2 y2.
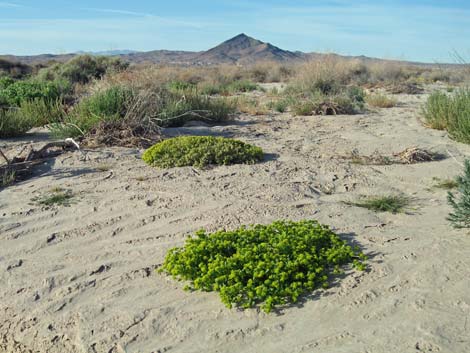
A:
142 136 263 168
447 160 470 228
422 89 470 143
159 220 366 312
50 85 133 138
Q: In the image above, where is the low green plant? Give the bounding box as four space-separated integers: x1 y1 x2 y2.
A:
346 195 411 213
33 188 74 207
366 94 397 108
159 220 366 312
422 89 470 143
447 160 470 228
142 136 264 168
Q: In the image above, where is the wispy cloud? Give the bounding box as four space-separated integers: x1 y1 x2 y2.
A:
0 1 24 8
83 7 154 17
82 7 205 28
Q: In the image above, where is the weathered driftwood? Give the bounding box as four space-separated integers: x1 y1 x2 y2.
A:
0 139 80 185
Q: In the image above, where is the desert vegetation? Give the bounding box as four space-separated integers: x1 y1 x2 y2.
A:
142 136 263 168
447 160 470 228
160 220 366 313
422 88 470 143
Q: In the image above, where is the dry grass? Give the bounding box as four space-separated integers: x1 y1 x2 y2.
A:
366 94 397 108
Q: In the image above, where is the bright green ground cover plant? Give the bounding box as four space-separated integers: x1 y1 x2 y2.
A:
159 220 366 313
142 136 264 168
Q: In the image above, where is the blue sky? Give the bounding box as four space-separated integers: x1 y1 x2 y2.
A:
0 0 469 63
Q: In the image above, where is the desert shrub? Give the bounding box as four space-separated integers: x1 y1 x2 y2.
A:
159 220 366 312
273 99 289 113
366 94 397 108
199 80 259 95
0 79 70 107
422 89 470 143
18 98 65 126
168 81 196 92
346 195 411 213
38 55 129 84
0 108 36 138
235 96 269 115
157 91 235 127
447 160 470 228
292 100 316 116
0 58 31 79
51 85 133 138
142 136 263 168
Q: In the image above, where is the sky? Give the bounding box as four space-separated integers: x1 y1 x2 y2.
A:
0 0 469 63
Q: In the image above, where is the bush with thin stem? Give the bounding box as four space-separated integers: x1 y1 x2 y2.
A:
447 160 470 228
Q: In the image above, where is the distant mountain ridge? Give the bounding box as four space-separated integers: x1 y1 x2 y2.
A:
0 33 450 66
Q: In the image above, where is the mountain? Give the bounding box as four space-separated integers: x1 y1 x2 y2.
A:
0 34 447 66
193 33 302 64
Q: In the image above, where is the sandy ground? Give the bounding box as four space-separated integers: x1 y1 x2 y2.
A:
1 88 470 353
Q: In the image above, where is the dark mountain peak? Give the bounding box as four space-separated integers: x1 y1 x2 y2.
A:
195 33 302 63
213 33 264 51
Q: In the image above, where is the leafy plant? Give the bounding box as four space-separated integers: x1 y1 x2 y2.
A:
346 195 411 213
142 136 264 168
159 220 366 312
447 160 470 228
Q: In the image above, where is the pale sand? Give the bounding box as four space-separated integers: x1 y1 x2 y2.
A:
1 88 470 353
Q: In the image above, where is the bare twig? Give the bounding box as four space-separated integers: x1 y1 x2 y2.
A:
0 148 10 165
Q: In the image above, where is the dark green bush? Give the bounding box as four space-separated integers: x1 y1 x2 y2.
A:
159 220 366 312
142 136 263 168
447 160 470 228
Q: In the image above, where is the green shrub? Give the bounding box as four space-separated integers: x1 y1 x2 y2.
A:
366 94 397 108
50 85 133 138
38 55 128 84
447 160 470 228
0 79 70 107
159 220 366 312
142 136 264 168
199 80 259 95
0 108 36 137
422 89 470 143
292 100 316 116
157 91 235 127
273 99 289 113
19 98 65 126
